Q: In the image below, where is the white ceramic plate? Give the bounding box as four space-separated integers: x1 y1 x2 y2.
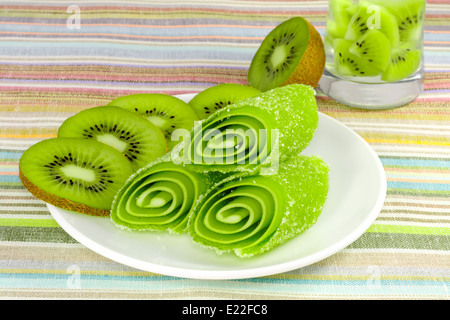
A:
48 93 387 280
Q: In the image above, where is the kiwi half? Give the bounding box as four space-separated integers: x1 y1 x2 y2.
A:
248 17 325 91
188 84 261 119
19 138 134 216
107 93 199 150
58 106 166 171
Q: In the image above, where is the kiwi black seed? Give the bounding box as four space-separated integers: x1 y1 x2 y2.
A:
19 138 134 216
58 106 166 171
188 84 261 119
107 93 199 150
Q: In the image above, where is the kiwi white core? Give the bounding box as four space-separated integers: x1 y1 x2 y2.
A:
270 45 288 69
60 164 96 183
147 116 167 128
96 134 127 153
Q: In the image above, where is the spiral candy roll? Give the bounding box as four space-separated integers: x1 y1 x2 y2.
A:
111 155 222 234
188 155 329 258
173 84 318 173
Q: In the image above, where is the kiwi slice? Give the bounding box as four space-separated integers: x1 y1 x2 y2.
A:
326 0 357 39
345 2 400 48
334 39 380 77
390 0 425 45
58 106 166 171
381 45 422 82
248 16 325 91
107 93 199 150
19 138 134 216
365 0 425 45
188 84 261 119
349 29 391 72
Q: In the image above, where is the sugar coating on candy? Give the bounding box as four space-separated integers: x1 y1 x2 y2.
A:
239 84 318 160
236 155 329 257
233 84 318 147
187 155 329 258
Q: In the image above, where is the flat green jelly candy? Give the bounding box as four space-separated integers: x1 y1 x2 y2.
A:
188 155 330 258
172 84 319 174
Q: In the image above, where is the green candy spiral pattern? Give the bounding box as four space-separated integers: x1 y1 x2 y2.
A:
173 84 318 173
189 175 283 251
189 155 329 258
111 156 219 234
187 107 277 171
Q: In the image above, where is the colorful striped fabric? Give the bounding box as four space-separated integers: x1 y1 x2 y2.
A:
0 0 449 299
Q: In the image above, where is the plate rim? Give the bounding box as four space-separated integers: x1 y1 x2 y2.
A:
48 96 387 280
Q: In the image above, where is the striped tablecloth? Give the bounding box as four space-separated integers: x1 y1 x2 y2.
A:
0 1 448 300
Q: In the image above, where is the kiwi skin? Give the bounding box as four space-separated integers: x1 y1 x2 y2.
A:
19 170 110 216
282 19 325 88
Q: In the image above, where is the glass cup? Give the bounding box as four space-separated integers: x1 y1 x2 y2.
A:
318 0 426 109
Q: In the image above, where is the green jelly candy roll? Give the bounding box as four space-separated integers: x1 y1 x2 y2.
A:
188 155 329 258
172 84 318 174
111 154 224 234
